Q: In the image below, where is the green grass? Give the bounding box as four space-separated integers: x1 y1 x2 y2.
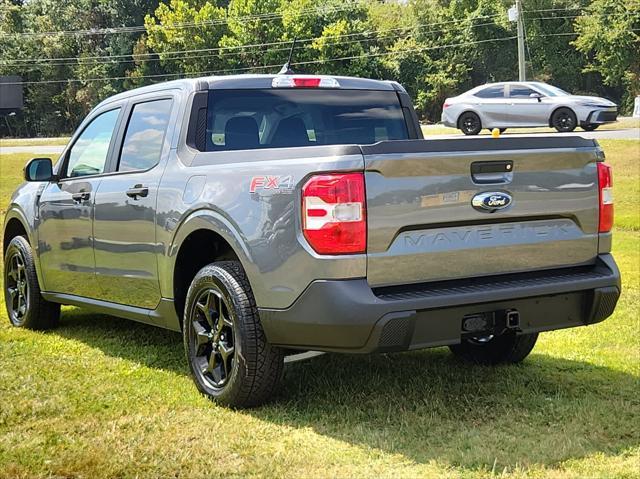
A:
0 141 639 478
422 117 640 136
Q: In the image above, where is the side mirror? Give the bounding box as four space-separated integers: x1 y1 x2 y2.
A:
529 92 543 102
24 158 56 182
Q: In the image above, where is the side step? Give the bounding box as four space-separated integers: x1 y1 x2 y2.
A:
284 351 326 364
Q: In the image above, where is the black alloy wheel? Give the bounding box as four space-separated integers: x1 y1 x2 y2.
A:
184 261 284 408
5 250 29 325
459 112 482 135
551 108 577 132
3 235 59 329
189 287 236 389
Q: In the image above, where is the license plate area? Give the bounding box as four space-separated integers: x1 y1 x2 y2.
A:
460 309 521 339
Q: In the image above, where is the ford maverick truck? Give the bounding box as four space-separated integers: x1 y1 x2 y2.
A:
3 74 620 407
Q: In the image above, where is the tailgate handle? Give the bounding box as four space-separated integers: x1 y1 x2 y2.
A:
471 161 513 184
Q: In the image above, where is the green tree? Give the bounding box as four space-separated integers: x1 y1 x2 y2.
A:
144 0 227 75
218 0 284 71
574 0 640 112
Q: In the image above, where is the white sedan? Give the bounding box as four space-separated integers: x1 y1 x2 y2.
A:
441 81 618 135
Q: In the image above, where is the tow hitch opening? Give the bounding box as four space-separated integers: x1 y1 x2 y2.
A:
461 309 521 338
506 309 521 329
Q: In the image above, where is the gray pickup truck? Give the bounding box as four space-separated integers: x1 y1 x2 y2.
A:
3 74 620 408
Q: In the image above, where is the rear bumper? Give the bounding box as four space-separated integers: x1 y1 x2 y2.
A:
259 254 621 353
440 110 457 128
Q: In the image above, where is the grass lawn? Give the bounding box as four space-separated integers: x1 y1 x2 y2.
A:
422 117 640 136
0 141 638 478
0 137 70 148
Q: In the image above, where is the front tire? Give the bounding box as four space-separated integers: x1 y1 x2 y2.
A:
551 108 577 132
183 261 284 408
581 124 599 131
458 112 482 135
3 235 60 329
449 331 538 365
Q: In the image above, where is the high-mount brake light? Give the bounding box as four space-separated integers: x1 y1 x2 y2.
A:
301 173 366 255
272 76 340 89
597 162 614 233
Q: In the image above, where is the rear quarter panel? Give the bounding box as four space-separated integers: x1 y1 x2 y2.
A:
158 145 367 309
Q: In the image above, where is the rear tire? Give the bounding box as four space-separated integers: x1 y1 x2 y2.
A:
3 235 60 330
183 261 284 408
551 108 577 132
458 112 482 135
581 124 599 131
449 331 538 365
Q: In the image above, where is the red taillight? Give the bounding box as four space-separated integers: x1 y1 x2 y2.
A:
271 76 340 88
597 162 614 233
293 77 321 88
302 173 366 255
443 102 451 109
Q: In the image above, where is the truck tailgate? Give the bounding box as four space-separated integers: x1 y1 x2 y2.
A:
362 137 601 288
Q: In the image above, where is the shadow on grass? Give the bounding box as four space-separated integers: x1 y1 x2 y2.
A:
54 309 639 470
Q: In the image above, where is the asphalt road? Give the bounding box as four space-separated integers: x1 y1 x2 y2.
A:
1 127 638 156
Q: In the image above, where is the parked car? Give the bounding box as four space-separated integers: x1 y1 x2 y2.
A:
441 81 618 135
4 74 620 408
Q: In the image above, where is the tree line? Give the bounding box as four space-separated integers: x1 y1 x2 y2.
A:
0 0 638 137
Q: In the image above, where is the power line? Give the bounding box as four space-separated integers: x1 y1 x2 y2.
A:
0 2 377 38
0 35 518 86
2 9 623 66
524 12 633 21
0 5 604 40
3 20 504 71
540 29 639 37
0 15 503 66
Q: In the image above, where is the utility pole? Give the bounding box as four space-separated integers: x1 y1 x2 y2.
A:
516 0 526 81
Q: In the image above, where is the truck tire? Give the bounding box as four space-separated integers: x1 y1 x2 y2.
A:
183 261 284 408
3 235 60 330
449 331 538 365
458 112 482 135
551 108 577 132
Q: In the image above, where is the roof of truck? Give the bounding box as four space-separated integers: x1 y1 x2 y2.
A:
96 74 403 109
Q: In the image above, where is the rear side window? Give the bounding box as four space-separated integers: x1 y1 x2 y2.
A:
118 99 173 172
205 89 408 151
474 85 505 98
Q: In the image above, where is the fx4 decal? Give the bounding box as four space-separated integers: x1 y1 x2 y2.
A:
250 175 294 194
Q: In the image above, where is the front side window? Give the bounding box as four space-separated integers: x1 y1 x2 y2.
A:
205 89 409 151
474 85 505 99
66 108 120 178
509 85 538 98
118 99 173 172
531 83 570 97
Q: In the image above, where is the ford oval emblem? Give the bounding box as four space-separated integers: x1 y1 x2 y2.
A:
471 191 513 212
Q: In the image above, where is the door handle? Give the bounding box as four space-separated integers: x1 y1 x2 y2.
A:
471 161 514 184
126 184 149 199
71 191 91 203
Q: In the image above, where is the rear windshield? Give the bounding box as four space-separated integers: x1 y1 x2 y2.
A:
205 89 408 151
